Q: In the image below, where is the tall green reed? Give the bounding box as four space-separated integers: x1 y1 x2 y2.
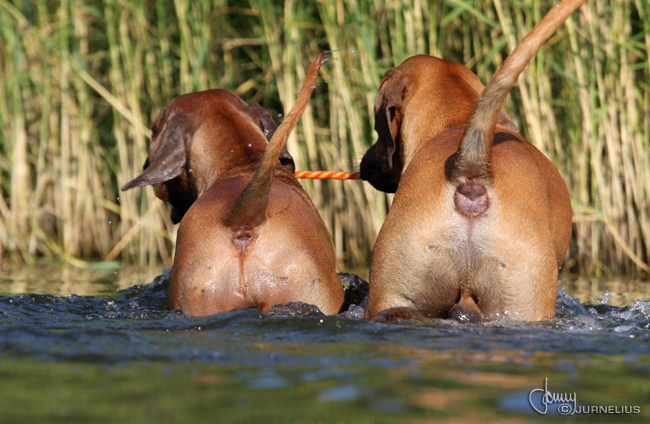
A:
0 0 648 276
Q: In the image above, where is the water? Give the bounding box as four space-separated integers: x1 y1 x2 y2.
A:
1 267 649 423
305 47 357 92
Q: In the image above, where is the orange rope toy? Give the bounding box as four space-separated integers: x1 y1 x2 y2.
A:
294 171 360 180
152 171 360 202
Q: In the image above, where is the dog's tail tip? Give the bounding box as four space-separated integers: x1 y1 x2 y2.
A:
453 0 588 182
225 52 326 229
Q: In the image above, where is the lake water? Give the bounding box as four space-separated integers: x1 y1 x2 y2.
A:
1 265 649 423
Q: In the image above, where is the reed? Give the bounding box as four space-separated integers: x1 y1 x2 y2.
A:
0 0 648 276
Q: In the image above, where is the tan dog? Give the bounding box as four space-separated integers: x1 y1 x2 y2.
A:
160 53 342 317
360 0 586 322
122 90 293 224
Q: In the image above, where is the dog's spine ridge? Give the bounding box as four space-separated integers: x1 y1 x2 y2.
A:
225 53 325 229
452 0 588 185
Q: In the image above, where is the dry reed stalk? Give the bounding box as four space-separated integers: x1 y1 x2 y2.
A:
0 0 647 276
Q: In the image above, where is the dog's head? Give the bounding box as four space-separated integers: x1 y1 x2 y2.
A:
358 66 409 193
360 55 518 193
122 89 294 224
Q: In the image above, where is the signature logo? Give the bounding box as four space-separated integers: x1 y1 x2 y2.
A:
528 378 576 415
528 378 640 416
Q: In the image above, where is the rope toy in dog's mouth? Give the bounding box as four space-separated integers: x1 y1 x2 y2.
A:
153 182 169 202
152 171 360 202
294 171 360 180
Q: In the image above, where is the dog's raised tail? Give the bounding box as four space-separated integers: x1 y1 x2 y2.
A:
452 0 587 185
225 52 325 229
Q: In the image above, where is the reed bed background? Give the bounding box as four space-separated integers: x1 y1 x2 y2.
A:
0 0 648 277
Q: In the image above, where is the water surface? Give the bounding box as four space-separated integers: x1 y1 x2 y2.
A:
1 266 649 423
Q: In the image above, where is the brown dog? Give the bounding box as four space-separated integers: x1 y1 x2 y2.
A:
122 90 294 224
360 0 586 322
149 53 342 317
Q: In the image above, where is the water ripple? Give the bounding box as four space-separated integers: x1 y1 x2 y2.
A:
0 272 649 366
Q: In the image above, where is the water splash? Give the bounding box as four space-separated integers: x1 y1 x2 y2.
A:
555 288 587 318
602 290 611 305
322 47 357 83
308 46 358 91
1 270 649 370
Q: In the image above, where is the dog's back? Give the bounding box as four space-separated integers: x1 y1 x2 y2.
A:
363 0 586 322
367 123 571 321
122 89 285 223
170 172 341 315
169 54 345 316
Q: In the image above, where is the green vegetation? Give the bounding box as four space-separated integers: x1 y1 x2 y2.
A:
0 0 648 275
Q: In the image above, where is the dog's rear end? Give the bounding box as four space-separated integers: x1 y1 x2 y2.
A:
366 124 571 321
170 176 342 315
170 53 344 316
362 0 585 322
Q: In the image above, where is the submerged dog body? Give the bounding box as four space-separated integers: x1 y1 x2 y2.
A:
170 172 342 316
364 112 571 321
361 0 586 322
124 57 344 316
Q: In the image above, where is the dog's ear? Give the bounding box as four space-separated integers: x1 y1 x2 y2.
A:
374 73 411 171
247 102 295 173
359 72 410 193
247 103 277 141
497 109 519 133
278 148 296 173
121 113 190 191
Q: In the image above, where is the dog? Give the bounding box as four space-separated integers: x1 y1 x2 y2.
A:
128 53 344 317
360 0 586 322
122 90 294 224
